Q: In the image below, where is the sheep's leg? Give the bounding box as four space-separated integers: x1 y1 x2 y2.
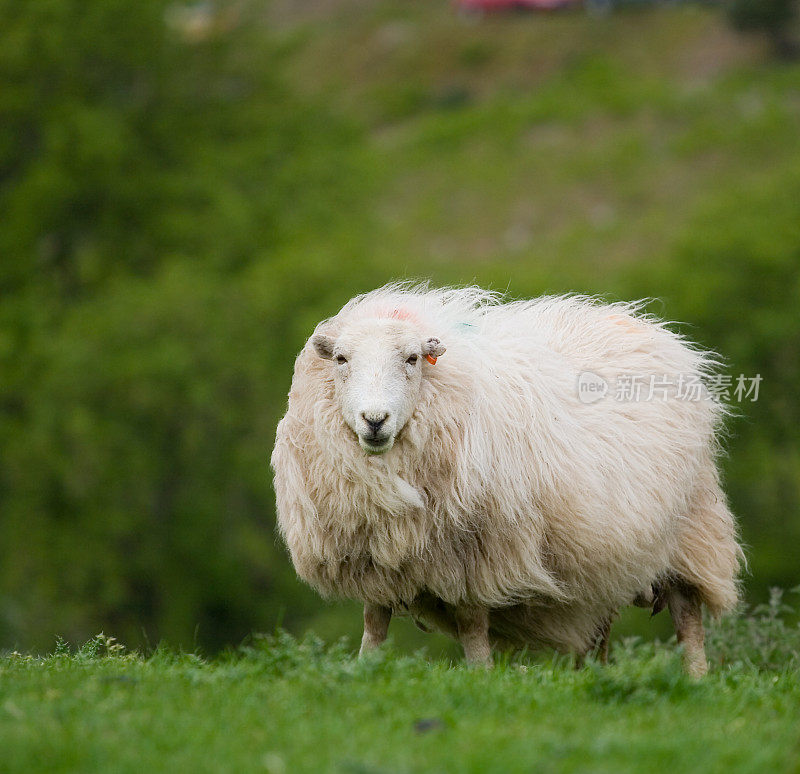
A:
408 594 458 638
454 606 492 667
359 603 391 656
575 616 613 669
667 584 708 678
595 618 611 665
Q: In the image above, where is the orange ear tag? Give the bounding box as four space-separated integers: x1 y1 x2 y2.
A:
425 354 437 365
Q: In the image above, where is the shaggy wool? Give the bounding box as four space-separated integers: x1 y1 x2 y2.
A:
271 284 743 653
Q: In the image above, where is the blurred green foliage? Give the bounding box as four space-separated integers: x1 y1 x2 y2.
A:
1 0 799 653
0 0 365 650
728 0 798 58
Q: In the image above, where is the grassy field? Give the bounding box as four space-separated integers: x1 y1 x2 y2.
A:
2 595 799 774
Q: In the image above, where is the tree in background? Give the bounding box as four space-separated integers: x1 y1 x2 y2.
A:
2 0 800 655
728 0 799 59
0 0 371 652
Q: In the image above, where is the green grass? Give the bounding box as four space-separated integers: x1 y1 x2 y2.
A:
2 595 799 773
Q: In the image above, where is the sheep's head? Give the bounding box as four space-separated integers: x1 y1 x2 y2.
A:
311 318 446 455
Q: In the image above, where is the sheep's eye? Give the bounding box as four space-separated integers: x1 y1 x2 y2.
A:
406 354 418 365
336 355 347 365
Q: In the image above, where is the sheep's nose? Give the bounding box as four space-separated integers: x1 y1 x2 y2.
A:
361 412 388 434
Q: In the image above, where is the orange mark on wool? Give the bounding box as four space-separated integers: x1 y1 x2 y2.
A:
608 314 640 333
388 307 419 323
371 306 435 363
373 306 421 324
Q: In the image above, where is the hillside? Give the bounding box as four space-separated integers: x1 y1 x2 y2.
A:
268 1 784 288
1 0 798 654
264 0 800 648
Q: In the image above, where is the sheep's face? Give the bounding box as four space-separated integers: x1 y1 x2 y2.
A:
312 319 445 454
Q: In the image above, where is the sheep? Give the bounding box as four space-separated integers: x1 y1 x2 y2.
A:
271 284 743 676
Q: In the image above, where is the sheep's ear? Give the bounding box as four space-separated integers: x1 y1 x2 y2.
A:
422 337 446 358
311 333 336 360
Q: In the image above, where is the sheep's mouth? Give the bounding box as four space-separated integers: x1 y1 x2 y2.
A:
359 435 394 455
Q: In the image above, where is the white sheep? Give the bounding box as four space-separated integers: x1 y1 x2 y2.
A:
271 284 743 676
